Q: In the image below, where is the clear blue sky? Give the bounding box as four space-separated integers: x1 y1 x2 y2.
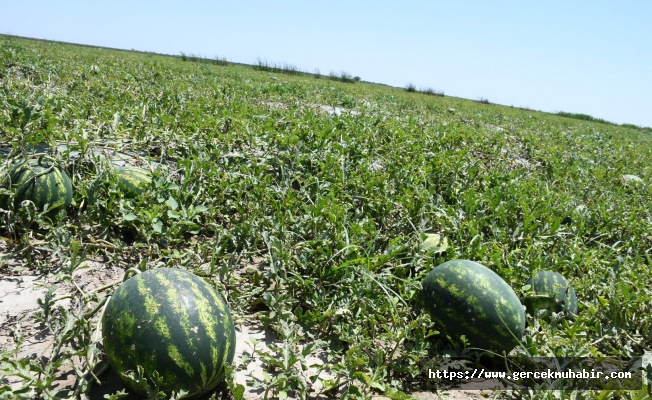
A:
2 1 651 127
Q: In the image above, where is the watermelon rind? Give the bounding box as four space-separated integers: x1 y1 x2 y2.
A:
523 270 578 320
102 268 236 399
1 158 73 218
115 166 151 198
420 259 526 353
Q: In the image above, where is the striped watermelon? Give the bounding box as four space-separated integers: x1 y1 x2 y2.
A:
102 268 236 399
421 260 525 353
523 270 578 320
115 166 151 198
2 158 72 217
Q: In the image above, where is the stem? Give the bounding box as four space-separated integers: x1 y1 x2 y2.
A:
386 336 405 364
50 294 74 304
84 242 117 249
73 280 87 300
85 279 121 297
123 267 141 281
263 381 278 400
83 296 108 319
74 362 110 399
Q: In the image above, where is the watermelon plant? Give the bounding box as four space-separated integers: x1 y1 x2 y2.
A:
522 270 578 320
420 259 525 353
2 36 651 399
101 268 236 399
1 158 73 218
115 165 152 198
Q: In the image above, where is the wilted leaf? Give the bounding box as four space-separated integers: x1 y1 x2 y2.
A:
622 174 643 184
419 233 449 254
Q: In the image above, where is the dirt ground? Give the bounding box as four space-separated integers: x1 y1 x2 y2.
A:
1 239 493 400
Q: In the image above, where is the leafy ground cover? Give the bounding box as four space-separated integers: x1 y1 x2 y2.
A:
1 35 651 399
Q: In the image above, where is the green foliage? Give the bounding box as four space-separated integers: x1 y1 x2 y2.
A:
0 34 650 399
419 87 445 97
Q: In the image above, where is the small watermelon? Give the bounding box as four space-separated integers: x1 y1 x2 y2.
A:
523 270 578 320
420 259 525 353
115 166 151 198
102 268 236 399
1 158 72 218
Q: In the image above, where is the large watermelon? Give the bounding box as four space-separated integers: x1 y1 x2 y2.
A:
115 166 151 198
421 259 525 353
102 268 236 399
523 270 578 320
1 158 72 217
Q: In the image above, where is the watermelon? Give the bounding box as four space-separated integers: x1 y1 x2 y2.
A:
102 268 236 399
420 259 525 353
1 158 72 217
523 270 578 320
115 166 151 198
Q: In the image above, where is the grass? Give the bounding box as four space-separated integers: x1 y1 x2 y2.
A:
1 35 651 399
419 87 445 97
180 52 229 66
405 84 444 97
254 58 361 84
254 57 301 75
405 83 444 97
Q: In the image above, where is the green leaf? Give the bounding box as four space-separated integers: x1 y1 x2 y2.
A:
152 219 164 233
353 371 372 385
103 389 129 400
193 204 208 213
230 383 245 400
520 295 561 316
123 213 137 221
182 221 201 234
165 196 179 210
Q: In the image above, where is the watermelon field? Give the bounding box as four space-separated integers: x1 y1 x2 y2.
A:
1 35 652 399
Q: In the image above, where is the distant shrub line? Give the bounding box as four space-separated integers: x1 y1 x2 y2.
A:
177 53 363 83
404 83 444 97
556 111 649 130
327 70 361 83
556 111 612 124
254 57 360 83
180 52 228 66
254 57 301 75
